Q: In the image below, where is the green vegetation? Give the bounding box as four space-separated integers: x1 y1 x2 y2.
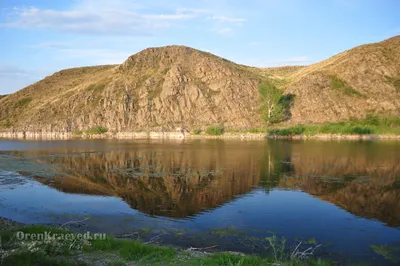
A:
269 125 306 136
14 97 33 108
206 125 224 135
73 126 108 135
330 76 362 97
370 245 399 263
258 80 295 124
192 128 202 135
0 224 333 266
248 128 267 134
268 115 400 136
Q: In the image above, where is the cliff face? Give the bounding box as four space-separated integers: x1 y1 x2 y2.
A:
0 46 264 133
1 36 400 132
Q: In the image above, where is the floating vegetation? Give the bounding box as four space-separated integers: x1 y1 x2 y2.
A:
370 245 400 263
208 227 246 238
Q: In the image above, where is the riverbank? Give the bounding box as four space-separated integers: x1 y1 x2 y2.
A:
0 217 331 266
1 130 400 140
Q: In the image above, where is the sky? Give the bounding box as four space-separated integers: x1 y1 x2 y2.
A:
0 0 399 94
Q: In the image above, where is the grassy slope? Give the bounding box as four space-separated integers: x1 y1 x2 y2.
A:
0 65 117 129
0 223 332 266
268 115 400 136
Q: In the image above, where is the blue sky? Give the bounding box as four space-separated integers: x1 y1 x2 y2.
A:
0 0 399 94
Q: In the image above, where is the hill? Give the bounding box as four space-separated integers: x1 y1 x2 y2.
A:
286 35 400 123
0 46 264 133
0 36 399 134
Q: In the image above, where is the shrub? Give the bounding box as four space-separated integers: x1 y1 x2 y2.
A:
350 126 374 135
84 126 108 135
206 125 224 135
192 129 202 135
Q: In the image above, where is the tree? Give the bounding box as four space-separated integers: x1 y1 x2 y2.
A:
258 81 284 125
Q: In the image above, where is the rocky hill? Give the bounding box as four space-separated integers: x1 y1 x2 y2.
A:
284 35 400 123
0 36 399 133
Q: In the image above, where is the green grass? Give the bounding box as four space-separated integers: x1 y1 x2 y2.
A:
90 237 176 263
206 125 224 136
73 126 108 135
268 115 400 136
248 128 267 134
0 224 334 266
268 125 306 136
14 97 33 108
330 76 362 97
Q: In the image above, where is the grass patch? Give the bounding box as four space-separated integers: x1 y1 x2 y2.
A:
248 128 267 134
14 97 33 108
268 125 306 136
269 115 400 136
72 126 108 135
206 125 224 136
84 126 108 135
330 76 362 97
0 223 335 266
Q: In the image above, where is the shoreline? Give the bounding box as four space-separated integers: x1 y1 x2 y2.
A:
1 131 400 140
0 216 333 266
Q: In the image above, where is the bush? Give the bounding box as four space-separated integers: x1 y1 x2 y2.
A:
206 125 224 135
350 126 374 135
192 129 202 135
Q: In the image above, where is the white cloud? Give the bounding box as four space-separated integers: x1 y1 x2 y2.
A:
212 27 234 36
208 15 246 23
1 4 202 35
248 41 264 46
1 1 247 37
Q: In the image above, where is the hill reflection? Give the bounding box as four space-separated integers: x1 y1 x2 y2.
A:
10 140 400 226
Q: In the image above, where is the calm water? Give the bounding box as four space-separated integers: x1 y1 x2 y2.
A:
0 139 400 265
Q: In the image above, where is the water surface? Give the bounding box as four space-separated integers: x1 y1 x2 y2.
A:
0 139 400 265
